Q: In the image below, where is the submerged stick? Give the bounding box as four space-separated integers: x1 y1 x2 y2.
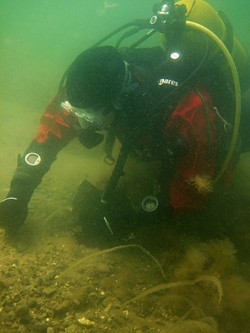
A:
123 274 223 307
61 244 167 280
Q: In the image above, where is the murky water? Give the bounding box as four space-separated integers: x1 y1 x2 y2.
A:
1 1 250 332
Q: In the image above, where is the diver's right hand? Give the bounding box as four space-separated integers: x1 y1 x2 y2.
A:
0 197 28 234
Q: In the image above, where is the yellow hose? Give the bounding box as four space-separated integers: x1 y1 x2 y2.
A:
185 21 241 183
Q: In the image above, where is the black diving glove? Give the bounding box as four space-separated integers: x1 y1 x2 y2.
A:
0 138 59 234
0 170 39 234
0 197 28 234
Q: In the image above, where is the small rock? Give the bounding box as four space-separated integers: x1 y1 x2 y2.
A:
42 276 53 286
5 310 15 322
53 300 70 315
62 315 74 328
0 279 8 290
33 322 48 333
27 298 38 308
15 305 29 317
21 276 31 286
47 270 56 280
47 327 55 333
43 286 57 296
10 323 20 331
20 314 31 324
78 316 95 326
3 305 12 313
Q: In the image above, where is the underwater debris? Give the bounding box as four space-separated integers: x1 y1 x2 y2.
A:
167 317 218 333
97 1 118 16
186 174 213 194
78 316 95 326
61 243 167 280
123 274 223 307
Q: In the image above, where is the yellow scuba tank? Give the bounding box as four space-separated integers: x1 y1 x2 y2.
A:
160 0 248 86
158 0 247 182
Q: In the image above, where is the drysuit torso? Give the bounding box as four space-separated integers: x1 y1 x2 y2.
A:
11 47 237 215
111 65 218 213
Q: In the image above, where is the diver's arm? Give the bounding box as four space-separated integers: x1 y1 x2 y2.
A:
0 95 77 233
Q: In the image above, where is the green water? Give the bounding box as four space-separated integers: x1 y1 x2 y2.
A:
1 1 250 332
1 0 250 111
1 0 249 194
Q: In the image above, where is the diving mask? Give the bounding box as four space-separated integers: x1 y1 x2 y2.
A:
61 101 108 129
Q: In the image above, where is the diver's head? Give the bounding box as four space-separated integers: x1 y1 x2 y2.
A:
64 46 126 129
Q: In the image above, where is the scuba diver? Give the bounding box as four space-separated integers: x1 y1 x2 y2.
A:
1 0 250 244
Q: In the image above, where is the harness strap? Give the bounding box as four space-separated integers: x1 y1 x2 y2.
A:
104 128 116 165
101 144 131 204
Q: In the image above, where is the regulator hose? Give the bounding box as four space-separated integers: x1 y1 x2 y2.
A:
185 21 241 183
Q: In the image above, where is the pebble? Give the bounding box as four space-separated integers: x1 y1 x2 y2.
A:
78 316 95 326
0 279 8 290
53 300 70 315
15 305 29 317
43 286 57 296
47 327 55 333
33 322 48 333
47 270 57 280
26 297 38 308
